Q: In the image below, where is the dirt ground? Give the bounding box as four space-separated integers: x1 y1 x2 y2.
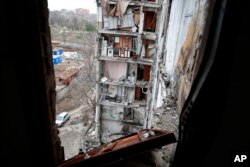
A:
58 104 94 160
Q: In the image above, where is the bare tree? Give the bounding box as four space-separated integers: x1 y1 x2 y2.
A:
83 33 96 82
49 9 96 31
50 8 97 112
78 32 96 112
60 27 70 43
82 85 96 113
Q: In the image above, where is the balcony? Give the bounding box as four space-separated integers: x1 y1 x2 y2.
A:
98 97 146 108
99 79 150 88
99 30 157 41
98 56 153 65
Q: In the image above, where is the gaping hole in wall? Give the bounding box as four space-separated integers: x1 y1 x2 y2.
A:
135 87 148 101
101 0 158 34
143 11 157 32
102 4 138 31
48 0 98 160
137 64 151 81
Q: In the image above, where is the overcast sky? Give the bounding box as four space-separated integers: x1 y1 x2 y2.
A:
48 0 97 13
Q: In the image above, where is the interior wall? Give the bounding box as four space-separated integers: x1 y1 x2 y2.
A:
102 106 124 121
133 107 146 125
163 0 212 110
164 0 185 76
104 61 127 80
1 0 64 166
173 0 250 166
101 120 124 134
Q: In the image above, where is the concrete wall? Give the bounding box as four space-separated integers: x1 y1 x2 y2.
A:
156 79 165 108
146 0 170 128
100 105 145 143
134 107 146 124
126 87 135 103
56 86 70 101
160 0 212 111
101 106 124 121
104 61 127 80
101 106 127 141
164 0 185 76
1 0 64 165
101 120 124 134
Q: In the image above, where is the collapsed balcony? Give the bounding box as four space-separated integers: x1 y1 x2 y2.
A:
99 0 160 32
100 4 158 36
102 8 157 34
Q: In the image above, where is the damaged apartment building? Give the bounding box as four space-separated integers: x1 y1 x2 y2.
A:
95 0 211 144
3 0 249 166
95 0 163 142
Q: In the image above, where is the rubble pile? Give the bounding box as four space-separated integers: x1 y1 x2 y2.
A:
80 121 100 153
152 95 179 167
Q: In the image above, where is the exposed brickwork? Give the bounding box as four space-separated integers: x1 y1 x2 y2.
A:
37 0 64 165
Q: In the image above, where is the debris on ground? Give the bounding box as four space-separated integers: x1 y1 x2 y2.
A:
152 93 179 167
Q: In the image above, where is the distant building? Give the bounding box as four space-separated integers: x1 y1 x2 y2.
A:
75 8 90 15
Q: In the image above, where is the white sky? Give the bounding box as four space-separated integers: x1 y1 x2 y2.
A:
48 0 97 13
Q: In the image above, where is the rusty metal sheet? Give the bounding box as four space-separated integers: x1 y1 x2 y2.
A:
55 68 79 85
57 129 176 167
